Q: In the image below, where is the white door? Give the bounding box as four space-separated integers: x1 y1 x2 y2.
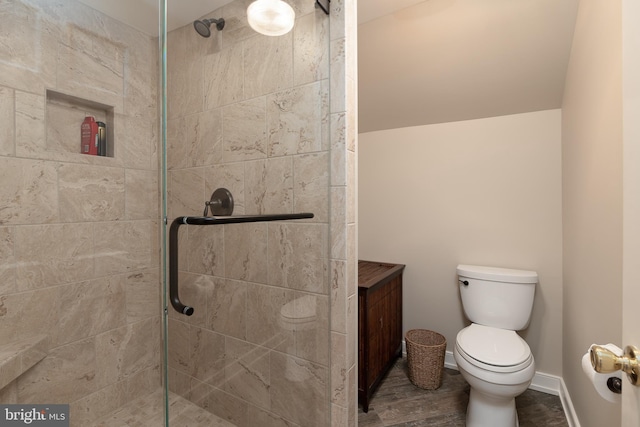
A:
622 0 640 424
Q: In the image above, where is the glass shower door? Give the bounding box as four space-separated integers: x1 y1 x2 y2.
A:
162 0 332 425
0 0 164 425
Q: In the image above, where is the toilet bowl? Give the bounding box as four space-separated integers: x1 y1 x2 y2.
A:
279 295 318 382
454 324 535 426
455 264 538 427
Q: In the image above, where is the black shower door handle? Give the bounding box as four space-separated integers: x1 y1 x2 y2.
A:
168 213 314 316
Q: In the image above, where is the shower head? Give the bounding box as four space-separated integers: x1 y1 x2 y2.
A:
193 18 225 37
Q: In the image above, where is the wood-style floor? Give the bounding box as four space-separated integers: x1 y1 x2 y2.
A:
358 359 570 427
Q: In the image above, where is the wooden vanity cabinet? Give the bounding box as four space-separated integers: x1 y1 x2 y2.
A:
358 260 405 413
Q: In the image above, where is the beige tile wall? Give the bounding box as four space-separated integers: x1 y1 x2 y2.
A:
329 0 358 425
0 1 160 425
164 0 360 425
0 0 357 425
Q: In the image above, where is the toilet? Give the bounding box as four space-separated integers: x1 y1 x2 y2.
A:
279 295 318 381
453 264 537 427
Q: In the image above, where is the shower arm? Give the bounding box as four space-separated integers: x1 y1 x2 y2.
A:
169 212 314 316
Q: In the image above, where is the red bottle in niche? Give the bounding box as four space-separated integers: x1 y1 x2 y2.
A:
81 116 98 155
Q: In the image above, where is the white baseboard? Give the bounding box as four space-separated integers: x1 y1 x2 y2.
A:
401 341 580 426
559 377 581 427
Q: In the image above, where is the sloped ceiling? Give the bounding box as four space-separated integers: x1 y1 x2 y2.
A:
358 0 580 133
77 0 580 134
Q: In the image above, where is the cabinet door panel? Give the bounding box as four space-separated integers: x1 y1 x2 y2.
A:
367 299 384 386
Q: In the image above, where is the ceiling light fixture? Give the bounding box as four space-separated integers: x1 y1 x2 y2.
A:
247 0 296 36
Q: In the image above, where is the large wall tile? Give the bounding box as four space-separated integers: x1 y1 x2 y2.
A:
219 0 256 48
54 275 127 347
293 11 329 86
268 223 328 294
267 83 324 157
71 380 128 426
0 158 58 225
197 109 224 166
15 223 93 291
94 220 153 276
330 260 346 334
293 152 329 222
330 187 346 260
244 33 293 99
0 86 15 156
245 157 293 214
118 114 154 170
224 222 268 282
168 58 204 120
169 169 205 218
125 270 160 323
95 317 160 389
168 109 223 170
0 287 59 344
56 43 124 111
223 98 267 162
0 1 57 94
330 332 347 405
187 224 225 276
206 386 249 426
58 163 125 222
17 338 97 404
207 279 246 340
204 44 244 109
329 38 346 114
245 283 294 352
189 327 225 387
270 351 328 427
125 169 158 220
168 319 191 376
292 292 329 365
224 337 270 409
124 64 156 120
0 227 16 295
290 0 319 17
14 91 45 159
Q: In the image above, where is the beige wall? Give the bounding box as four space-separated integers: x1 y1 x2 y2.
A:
359 109 563 376
0 0 160 425
561 0 623 425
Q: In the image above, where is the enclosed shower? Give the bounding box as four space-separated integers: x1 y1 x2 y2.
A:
0 0 356 426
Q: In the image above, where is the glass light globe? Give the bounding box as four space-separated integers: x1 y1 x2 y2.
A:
247 0 295 36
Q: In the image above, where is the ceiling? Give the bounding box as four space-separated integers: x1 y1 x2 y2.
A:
358 0 580 132
77 0 580 134
77 0 235 35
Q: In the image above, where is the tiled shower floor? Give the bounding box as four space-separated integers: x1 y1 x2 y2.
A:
91 389 234 427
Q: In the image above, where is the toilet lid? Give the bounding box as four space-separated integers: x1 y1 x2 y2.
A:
457 324 531 367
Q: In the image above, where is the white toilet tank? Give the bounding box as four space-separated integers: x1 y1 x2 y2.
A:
457 264 537 331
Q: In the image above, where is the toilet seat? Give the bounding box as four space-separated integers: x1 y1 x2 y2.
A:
456 324 532 373
280 295 317 324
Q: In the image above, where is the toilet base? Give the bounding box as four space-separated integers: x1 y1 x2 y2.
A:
466 388 519 427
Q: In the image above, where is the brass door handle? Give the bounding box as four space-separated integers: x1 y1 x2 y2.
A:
591 345 640 386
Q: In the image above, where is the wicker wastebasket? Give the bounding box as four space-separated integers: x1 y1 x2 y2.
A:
406 329 447 390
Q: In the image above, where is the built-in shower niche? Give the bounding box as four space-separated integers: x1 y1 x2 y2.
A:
46 89 115 158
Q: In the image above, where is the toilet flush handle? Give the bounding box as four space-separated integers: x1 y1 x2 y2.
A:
458 279 469 286
591 345 640 386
